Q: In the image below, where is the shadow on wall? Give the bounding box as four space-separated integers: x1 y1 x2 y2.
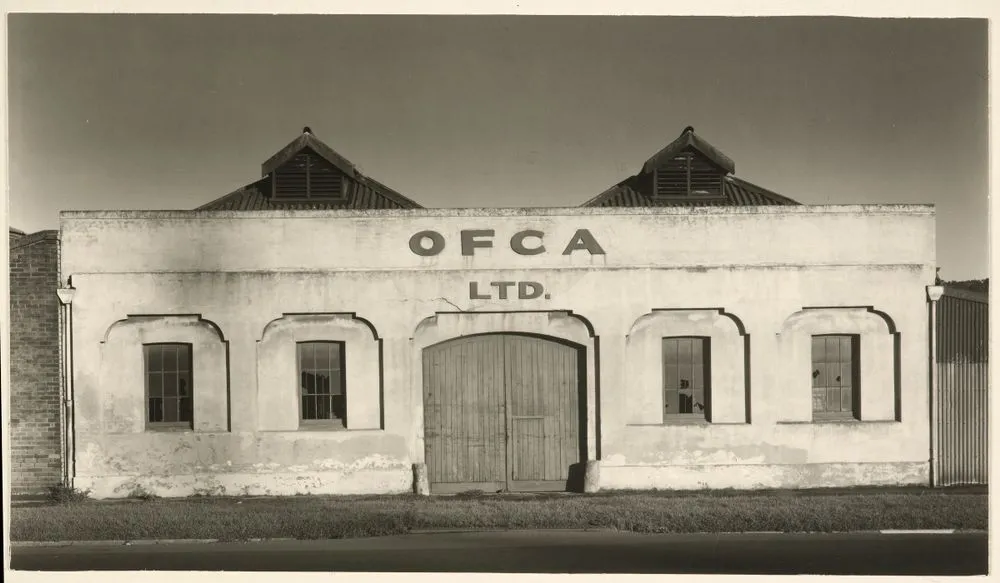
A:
566 462 586 492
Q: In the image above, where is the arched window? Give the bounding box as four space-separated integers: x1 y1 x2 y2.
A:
662 336 711 420
144 343 194 428
810 334 860 420
297 341 347 426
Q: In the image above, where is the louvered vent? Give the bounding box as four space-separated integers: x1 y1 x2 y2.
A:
653 151 724 198
273 151 345 199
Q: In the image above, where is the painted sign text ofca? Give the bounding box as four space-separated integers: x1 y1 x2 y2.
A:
408 228 606 257
408 228 605 301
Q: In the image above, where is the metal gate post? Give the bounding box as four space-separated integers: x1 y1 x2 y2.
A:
56 286 77 489
927 285 944 488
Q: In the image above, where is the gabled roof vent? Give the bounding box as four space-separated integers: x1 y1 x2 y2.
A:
642 126 735 176
260 127 357 201
643 126 732 199
261 127 357 179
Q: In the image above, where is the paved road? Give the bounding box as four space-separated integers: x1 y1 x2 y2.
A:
10 530 988 575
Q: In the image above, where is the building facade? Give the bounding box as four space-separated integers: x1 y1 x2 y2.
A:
16 127 940 497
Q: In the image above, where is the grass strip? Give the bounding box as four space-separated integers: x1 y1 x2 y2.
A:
10 490 987 542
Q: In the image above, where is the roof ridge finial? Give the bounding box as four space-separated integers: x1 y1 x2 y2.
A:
683 125 695 134
303 126 313 135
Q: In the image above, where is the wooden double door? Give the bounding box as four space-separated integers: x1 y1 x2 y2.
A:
422 334 584 493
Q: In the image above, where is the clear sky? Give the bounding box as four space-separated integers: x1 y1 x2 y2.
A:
7 14 989 279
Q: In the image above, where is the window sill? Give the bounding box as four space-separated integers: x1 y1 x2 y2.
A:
146 424 194 432
258 428 384 436
629 418 711 427
777 419 899 425
298 421 348 432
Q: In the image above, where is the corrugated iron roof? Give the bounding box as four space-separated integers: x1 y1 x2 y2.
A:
583 126 800 207
582 175 800 207
196 173 423 211
196 127 423 210
197 125 794 212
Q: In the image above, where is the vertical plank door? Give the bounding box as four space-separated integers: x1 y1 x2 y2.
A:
505 335 581 491
423 334 582 493
423 335 507 494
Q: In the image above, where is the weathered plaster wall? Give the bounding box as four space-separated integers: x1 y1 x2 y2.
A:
61 206 936 496
257 314 381 431
626 310 747 425
60 206 935 273
98 316 228 433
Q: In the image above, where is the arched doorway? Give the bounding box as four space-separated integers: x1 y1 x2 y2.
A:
422 333 585 493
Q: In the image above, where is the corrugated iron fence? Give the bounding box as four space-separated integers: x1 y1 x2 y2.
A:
935 286 989 486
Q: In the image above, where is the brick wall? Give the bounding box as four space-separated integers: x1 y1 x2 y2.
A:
9 229 62 494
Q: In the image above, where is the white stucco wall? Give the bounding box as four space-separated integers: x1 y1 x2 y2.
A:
60 205 936 497
257 314 382 431
97 316 229 434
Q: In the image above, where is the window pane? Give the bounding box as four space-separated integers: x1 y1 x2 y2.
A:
309 343 323 371
330 369 343 396
300 343 315 370
163 347 178 370
826 386 841 412
812 387 826 412
692 364 704 391
332 395 346 420
678 363 692 390
839 363 853 388
663 339 678 366
840 336 853 362
317 395 333 419
313 343 326 369
330 344 342 371
831 337 843 364
179 398 193 422
811 336 824 363
664 363 678 390
692 389 705 414
162 398 178 422
828 362 841 387
841 385 853 411
148 373 163 397
163 373 178 397
664 389 679 415
147 347 163 372
178 374 190 397
678 392 693 414
178 346 190 371
320 343 335 371
149 397 163 422
691 339 703 361
678 339 692 359
814 365 827 387
302 395 315 420
314 371 332 395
